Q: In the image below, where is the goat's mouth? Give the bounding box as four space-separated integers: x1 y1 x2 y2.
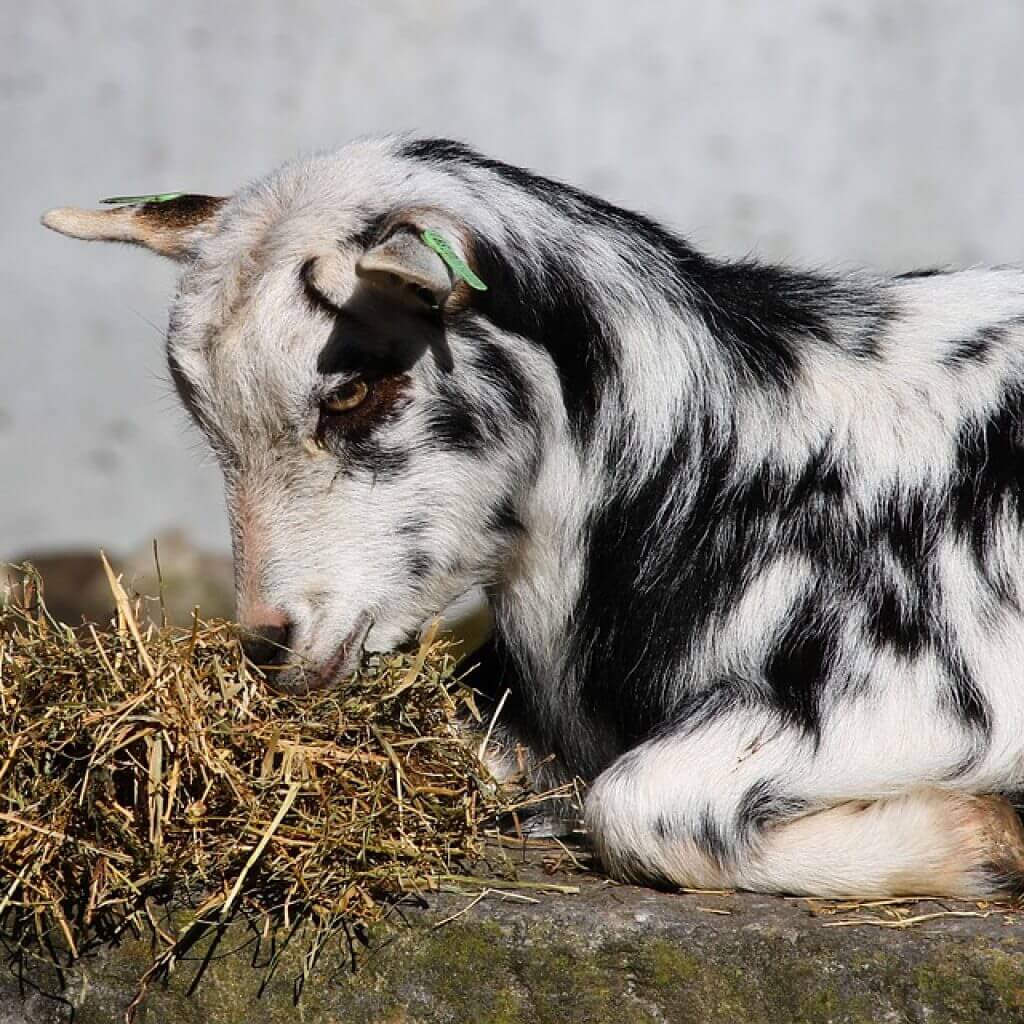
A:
269 612 374 696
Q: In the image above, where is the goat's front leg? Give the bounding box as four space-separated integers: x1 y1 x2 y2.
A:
585 692 1024 898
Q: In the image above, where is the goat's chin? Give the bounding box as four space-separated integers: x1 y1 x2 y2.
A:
262 663 338 696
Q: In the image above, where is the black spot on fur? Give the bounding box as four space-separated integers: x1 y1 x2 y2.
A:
487 495 525 536
894 267 950 279
942 325 1003 368
575 426 719 754
465 234 613 439
884 490 940 573
401 136 654 230
854 491 941 658
682 261 844 386
693 808 730 867
735 780 808 835
346 436 411 480
398 514 427 537
425 377 488 452
463 324 537 428
951 384 1024 601
574 422 850 759
350 212 392 252
939 643 992 739
405 550 432 579
979 862 1024 900
609 848 679 891
864 579 932 658
762 595 836 739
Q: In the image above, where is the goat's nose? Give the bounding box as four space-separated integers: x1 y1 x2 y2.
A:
240 622 293 668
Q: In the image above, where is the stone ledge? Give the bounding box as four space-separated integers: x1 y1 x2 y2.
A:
4 862 1023 1024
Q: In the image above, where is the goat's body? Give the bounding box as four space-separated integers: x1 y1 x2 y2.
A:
46 136 1024 896
398 143 1024 894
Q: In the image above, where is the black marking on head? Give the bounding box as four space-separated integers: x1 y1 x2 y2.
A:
404 550 433 580
460 323 537 429
351 212 393 253
398 514 428 537
735 780 808 837
315 374 413 458
486 495 525 536
425 376 488 453
301 258 341 319
346 435 412 481
942 325 1003 369
762 594 836 740
465 235 612 440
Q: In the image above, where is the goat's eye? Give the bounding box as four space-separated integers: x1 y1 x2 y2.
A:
321 379 369 415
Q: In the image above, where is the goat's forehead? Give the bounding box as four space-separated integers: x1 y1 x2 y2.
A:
165 146 413 391
165 139 500 359
164 137 538 430
174 153 396 323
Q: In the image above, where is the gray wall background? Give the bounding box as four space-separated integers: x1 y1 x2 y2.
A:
3 0 1024 558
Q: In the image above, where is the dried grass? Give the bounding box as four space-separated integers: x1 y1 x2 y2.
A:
0 560 538 1012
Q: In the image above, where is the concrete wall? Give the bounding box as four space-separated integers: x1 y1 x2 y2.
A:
4 0 1024 556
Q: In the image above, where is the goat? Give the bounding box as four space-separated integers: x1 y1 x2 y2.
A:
43 136 1024 898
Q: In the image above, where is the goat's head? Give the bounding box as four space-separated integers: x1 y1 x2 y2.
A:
42 141 556 691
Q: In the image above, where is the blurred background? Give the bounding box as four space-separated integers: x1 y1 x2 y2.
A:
3 0 1024 620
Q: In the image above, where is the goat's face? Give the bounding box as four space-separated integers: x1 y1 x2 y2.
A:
42 143 545 691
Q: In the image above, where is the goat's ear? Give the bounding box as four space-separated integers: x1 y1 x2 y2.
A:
40 194 227 260
355 227 456 310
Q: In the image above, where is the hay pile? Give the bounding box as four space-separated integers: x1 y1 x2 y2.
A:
0 560 523 1001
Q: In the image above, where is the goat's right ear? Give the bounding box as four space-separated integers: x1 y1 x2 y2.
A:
40 194 227 260
355 226 457 310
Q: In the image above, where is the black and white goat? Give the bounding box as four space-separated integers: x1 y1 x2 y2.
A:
43 137 1024 898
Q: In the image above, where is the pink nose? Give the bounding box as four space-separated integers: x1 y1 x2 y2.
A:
239 620 293 668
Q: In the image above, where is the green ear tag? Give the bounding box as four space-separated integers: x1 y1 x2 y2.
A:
421 229 488 291
100 192 187 205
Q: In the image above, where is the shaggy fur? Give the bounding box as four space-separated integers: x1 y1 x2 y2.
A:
43 136 1024 898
